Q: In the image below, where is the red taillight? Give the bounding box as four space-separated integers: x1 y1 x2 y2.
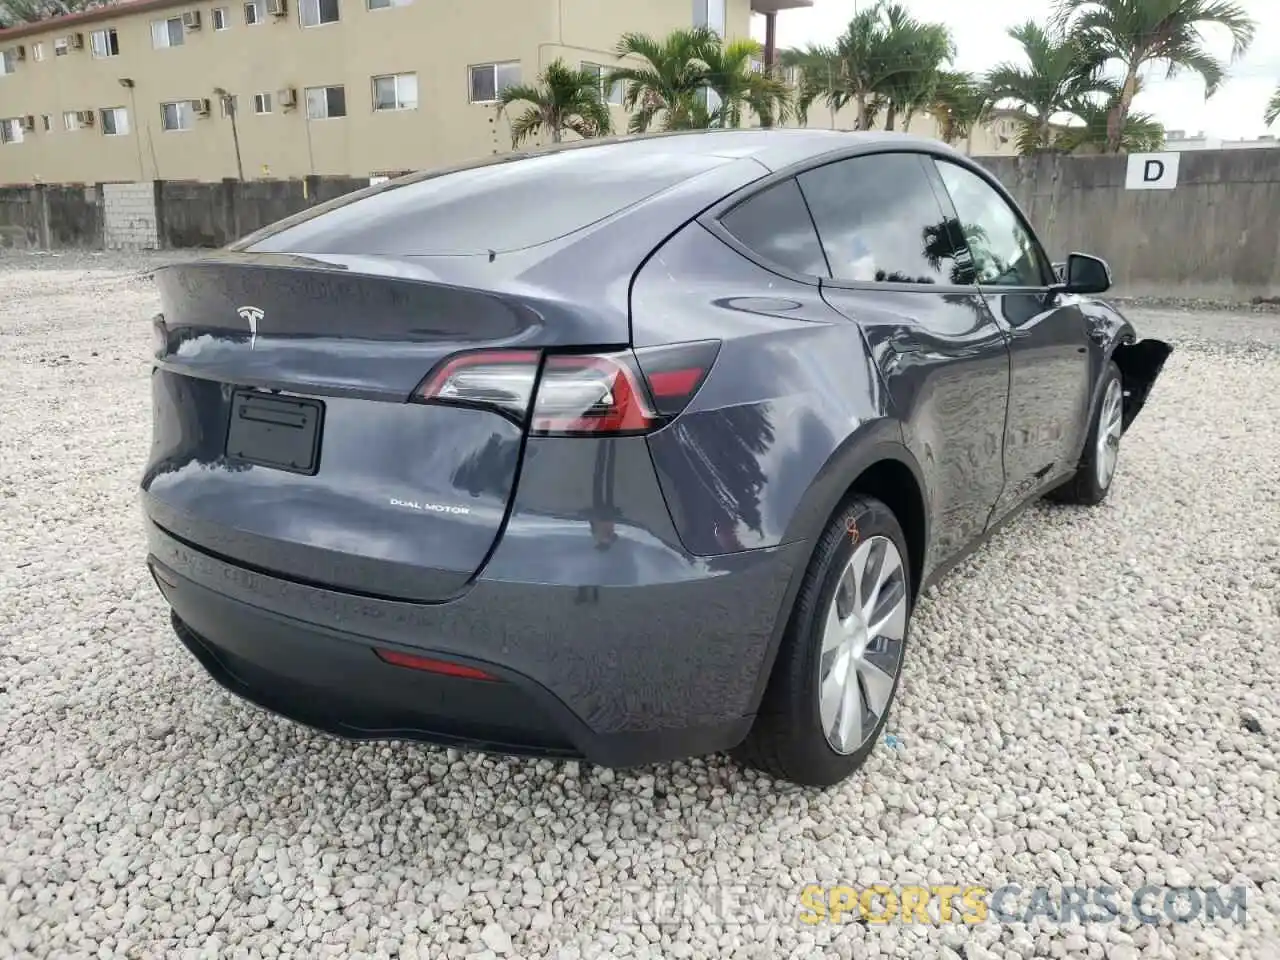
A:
412 350 541 421
411 341 720 436
374 648 499 681
530 353 659 436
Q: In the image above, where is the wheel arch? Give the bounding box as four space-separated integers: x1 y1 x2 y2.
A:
745 426 931 716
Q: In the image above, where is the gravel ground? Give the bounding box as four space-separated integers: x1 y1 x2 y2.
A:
1 250 1277 960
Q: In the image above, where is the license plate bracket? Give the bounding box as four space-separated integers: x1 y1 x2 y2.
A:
225 389 324 475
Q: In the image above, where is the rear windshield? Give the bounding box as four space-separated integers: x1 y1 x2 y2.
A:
244 144 732 256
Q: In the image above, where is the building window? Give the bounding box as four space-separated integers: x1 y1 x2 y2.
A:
152 17 185 47
161 100 195 131
219 94 238 118
253 92 272 114
367 0 411 8
63 110 91 131
212 6 231 29
31 43 45 61
90 28 119 57
54 38 69 56
0 49 16 74
693 0 726 36
41 114 52 131
304 85 346 119
243 1 262 24
581 63 625 106
0 118 24 144
101 106 129 136
299 0 339 27
372 73 417 111
469 62 520 103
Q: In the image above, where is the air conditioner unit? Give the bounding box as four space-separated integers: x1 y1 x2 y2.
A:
276 86 297 109
182 10 201 29
190 98 211 116
266 0 286 16
75 109 95 126
19 115 34 131
68 33 85 49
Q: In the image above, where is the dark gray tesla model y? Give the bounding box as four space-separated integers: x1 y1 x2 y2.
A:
142 130 1171 787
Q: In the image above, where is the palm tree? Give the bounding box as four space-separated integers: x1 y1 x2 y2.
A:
781 3 899 130
1054 0 1256 153
605 27 720 133
928 71 994 152
986 19 1110 153
497 59 613 147
874 4 954 132
1 0 81 24
700 38 792 128
1266 84 1280 127
1053 92 1165 153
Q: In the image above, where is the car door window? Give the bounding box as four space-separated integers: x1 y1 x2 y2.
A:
719 178 830 278
797 152 968 286
934 160 1051 288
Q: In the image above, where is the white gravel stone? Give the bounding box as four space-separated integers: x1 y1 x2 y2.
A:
0 252 1277 959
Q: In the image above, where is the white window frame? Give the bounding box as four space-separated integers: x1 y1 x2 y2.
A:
54 38 69 56
0 50 16 75
63 110 85 131
252 92 272 114
31 42 45 62
693 0 726 36
243 0 262 24
219 94 238 118
100 106 129 136
212 6 231 29
299 0 340 27
152 17 185 48
372 73 417 112
304 84 346 120
367 0 411 8
0 118 24 144
581 62 624 106
468 61 520 104
160 100 195 131
90 27 119 58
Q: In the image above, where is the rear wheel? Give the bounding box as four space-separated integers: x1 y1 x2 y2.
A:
1047 361 1123 506
735 495 911 787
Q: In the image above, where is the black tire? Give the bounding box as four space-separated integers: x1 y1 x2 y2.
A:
734 495 912 788
1046 360 1124 506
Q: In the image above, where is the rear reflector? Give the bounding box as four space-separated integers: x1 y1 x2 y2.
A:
632 341 721 417
374 648 499 681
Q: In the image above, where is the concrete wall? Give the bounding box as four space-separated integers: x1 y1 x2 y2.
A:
973 149 1280 301
0 182 101 248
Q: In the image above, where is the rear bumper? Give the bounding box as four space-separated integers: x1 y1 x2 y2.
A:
147 522 805 767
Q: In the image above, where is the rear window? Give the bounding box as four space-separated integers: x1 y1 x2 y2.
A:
246 144 732 256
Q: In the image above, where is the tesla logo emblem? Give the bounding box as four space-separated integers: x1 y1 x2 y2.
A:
237 305 264 349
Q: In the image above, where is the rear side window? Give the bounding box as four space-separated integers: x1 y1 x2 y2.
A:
245 145 732 256
797 152 965 286
719 178 830 278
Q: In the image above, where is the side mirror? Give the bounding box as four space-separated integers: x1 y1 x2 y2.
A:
1058 252 1112 295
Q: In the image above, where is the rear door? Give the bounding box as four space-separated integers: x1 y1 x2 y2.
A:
799 151 1011 572
929 158 1093 522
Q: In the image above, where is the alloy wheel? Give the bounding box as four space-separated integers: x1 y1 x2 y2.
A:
817 535 908 755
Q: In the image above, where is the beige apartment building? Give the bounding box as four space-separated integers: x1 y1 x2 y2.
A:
0 0 1009 186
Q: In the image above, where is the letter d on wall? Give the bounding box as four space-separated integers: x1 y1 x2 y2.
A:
1125 152 1180 190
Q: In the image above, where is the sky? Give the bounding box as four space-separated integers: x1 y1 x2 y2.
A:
752 0 1280 140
